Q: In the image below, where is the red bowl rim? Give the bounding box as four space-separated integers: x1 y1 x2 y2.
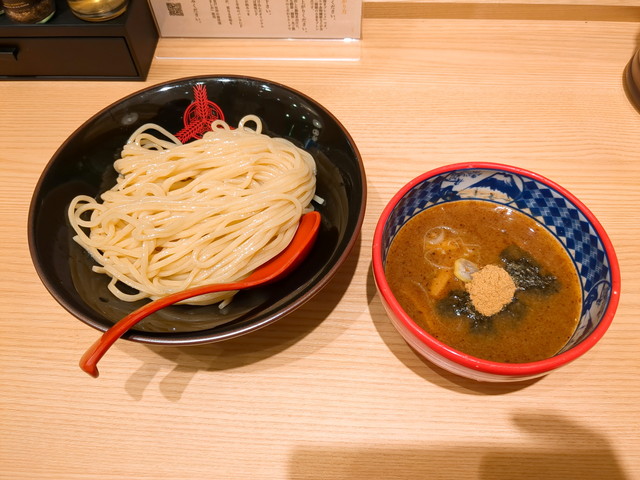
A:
372 162 621 377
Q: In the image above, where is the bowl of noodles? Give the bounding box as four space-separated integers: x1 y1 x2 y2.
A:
373 163 620 382
29 75 366 345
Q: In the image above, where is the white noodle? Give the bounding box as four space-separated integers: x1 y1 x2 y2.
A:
68 116 316 307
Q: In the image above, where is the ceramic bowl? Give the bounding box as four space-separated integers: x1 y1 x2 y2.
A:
372 162 620 382
29 75 366 345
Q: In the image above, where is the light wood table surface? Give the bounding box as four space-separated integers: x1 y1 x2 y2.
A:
2 3 640 479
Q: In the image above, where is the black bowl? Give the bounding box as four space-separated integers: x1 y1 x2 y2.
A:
28 75 366 345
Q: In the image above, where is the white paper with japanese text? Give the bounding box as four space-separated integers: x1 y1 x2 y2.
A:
149 0 362 39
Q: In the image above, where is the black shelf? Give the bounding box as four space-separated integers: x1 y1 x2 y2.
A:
0 0 159 80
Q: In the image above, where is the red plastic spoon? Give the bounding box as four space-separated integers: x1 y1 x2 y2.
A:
80 211 321 378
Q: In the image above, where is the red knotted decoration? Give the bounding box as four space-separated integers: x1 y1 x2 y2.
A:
175 84 225 143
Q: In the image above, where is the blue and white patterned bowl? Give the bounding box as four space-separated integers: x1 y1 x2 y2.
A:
372 163 620 382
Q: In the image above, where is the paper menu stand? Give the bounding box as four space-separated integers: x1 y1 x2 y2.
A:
149 0 362 39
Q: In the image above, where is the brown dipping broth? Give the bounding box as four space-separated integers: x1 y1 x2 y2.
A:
385 200 582 363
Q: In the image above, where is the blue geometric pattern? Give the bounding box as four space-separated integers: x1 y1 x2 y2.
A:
381 167 613 352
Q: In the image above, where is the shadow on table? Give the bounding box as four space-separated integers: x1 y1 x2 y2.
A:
288 412 628 480
365 262 544 395
119 238 362 400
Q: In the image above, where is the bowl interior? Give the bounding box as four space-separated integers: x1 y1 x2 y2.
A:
29 75 366 344
379 165 615 356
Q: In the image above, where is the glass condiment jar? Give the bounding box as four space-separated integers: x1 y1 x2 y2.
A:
66 0 128 22
2 0 55 23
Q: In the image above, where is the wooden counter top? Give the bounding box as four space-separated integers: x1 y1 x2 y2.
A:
1 4 639 478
